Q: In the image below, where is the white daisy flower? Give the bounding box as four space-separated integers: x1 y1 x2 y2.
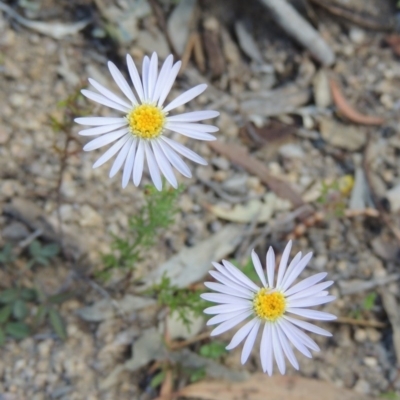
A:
75 52 219 190
201 240 336 375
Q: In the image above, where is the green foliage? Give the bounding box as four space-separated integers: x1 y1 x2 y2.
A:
27 240 60 268
199 341 227 359
380 392 400 400
148 275 206 331
188 367 206 383
99 185 183 280
0 244 15 264
363 292 377 311
150 370 166 389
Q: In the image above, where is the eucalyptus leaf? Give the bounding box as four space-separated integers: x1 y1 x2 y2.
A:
5 322 30 339
49 308 67 340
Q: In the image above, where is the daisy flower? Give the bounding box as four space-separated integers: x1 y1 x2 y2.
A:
75 52 219 190
201 241 336 375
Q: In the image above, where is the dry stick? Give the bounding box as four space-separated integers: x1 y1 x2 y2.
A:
258 0 335 66
334 317 386 329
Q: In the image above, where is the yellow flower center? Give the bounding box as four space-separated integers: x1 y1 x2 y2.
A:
253 288 286 321
127 104 165 139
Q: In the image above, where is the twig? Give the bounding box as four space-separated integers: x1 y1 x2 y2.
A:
17 229 43 250
333 316 386 329
168 331 211 351
258 0 335 66
338 274 400 296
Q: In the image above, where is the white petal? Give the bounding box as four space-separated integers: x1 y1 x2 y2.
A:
207 310 251 326
204 282 253 299
108 61 138 104
276 323 299 370
266 246 275 288
251 250 267 287
165 122 219 133
286 307 337 321
144 141 162 190
163 84 207 113
83 129 129 151
226 318 257 350
209 271 257 297
78 122 127 136
167 110 220 122
212 262 258 292
241 319 260 364
276 240 292 289
152 141 177 188
81 89 130 113
127 54 145 102
75 117 126 126
211 310 252 336
284 272 328 297
287 281 333 301
222 260 260 292
133 140 145 186
284 316 332 337
152 55 173 103
122 139 137 188
142 56 150 101
260 323 273 375
147 52 158 101
88 78 132 109
158 140 192 178
160 136 207 165
281 319 320 351
92 135 130 168
201 293 251 305
158 61 181 107
281 252 313 291
204 303 252 315
288 295 335 308
166 125 216 141
280 251 302 289
109 138 132 177
271 324 286 374
278 319 312 358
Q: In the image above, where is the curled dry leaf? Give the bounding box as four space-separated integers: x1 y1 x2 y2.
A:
208 141 304 207
329 79 384 126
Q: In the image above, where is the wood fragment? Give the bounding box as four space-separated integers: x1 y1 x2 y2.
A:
385 35 400 57
193 32 206 72
180 32 197 74
334 316 386 329
160 370 173 399
329 79 385 126
258 0 335 66
168 331 211 351
208 141 304 207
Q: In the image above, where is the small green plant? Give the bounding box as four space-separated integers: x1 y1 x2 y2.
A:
188 367 206 383
150 370 166 389
0 244 15 264
380 392 400 400
27 240 60 268
363 292 377 311
199 341 227 359
148 274 206 331
99 185 183 280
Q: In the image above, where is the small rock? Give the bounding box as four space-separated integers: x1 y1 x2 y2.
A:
366 328 382 343
278 143 304 158
2 222 30 241
211 157 230 170
313 254 328 270
364 357 378 367
79 205 102 227
166 312 205 341
354 379 370 394
136 29 170 59
9 93 27 108
354 328 367 343
349 27 366 44
0 126 11 144
313 69 332 108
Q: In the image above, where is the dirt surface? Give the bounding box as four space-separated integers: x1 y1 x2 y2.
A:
1 0 400 399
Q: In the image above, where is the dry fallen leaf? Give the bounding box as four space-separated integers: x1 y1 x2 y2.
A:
208 141 304 207
178 374 375 400
329 79 384 126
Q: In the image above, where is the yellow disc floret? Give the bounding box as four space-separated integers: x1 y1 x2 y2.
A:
253 288 286 321
127 104 165 139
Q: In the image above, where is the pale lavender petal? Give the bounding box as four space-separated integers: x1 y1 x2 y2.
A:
142 56 150 101
284 316 332 337
286 308 337 321
284 272 328 297
276 240 292 289
75 117 126 126
81 89 130 113
226 318 257 350
288 295 335 308
251 250 267 287
78 122 127 136
167 110 220 122
272 324 286 374
201 293 251 305
204 282 253 299
158 61 181 107
280 319 320 351
287 281 333 301
109 138 132 177
208 271 257 297
276 323 299 370
266 246 275 288
160 136 207 165
165 122 219 133
211 310 252 336
83 129 129 151
88 78 132 109
222 260 260 292
260 323 273 375
281 251 302 290
163 84 207 113
212 262 259 293
204 303 252 315
165 124 216 141
133 140 145 186
151 141 177 188
127 54 145 101
92 135 130 168
152 55 173 103
158 140 192 178
147 52 158 101
278 319 312 358
144 141 162 190
207 310 252 326
122 139 137 188
282 252 313 290
241 319 261 364
108 61 138 104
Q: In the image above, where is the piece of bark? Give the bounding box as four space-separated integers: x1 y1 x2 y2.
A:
208 141 304 207
329 79 384 126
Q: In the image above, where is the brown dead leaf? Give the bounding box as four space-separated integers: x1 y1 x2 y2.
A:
160 370 173 399
329 79 384 126
243 121 296 145
385 35 400 57
178 374 374 400
208 141 304 207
